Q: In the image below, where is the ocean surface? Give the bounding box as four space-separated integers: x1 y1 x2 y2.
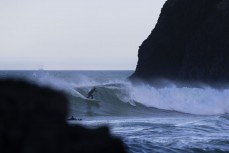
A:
1 70 229 153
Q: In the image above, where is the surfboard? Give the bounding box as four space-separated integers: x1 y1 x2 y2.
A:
84 98 100 102
83 97 101 107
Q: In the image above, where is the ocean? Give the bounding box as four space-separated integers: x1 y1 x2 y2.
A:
1 70 229 153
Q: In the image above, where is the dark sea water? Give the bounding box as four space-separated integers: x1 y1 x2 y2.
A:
1 70 229 153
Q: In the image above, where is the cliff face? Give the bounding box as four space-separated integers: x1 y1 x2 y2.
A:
131 0 229 84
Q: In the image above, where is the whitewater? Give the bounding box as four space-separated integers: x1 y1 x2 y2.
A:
1 70 229 153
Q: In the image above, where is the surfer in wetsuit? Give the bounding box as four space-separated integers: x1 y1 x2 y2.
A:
68 116 76 120
68 116 82 121
87 87 97 99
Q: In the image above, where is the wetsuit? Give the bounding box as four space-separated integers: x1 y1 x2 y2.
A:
87 87 96 99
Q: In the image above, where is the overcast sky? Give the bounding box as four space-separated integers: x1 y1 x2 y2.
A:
0 0 166 70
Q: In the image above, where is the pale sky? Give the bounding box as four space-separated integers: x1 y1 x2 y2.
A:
0 0 166 70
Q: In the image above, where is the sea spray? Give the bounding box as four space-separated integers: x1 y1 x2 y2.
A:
126 82 229 115
29 71 229 115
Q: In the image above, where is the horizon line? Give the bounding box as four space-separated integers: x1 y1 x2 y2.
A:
0 69 135 71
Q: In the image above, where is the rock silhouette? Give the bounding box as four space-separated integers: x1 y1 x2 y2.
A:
131 0 229 85
0 79 127 153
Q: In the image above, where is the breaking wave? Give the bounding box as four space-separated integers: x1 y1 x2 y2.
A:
2 71 229 116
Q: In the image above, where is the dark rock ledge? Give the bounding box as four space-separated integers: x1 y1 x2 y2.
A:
0 79 127 153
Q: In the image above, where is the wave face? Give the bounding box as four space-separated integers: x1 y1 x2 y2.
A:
1 70 229 116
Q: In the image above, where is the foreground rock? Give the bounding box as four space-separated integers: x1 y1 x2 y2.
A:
131 0 229 85
0 79 127 153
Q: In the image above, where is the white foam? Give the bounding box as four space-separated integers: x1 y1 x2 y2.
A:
126 82 229 115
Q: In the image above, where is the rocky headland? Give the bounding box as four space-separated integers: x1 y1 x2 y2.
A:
131 0 229 86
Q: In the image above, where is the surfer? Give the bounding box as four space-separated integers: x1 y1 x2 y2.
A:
87 87 97 99
68 116 76 120
68 116 82 121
